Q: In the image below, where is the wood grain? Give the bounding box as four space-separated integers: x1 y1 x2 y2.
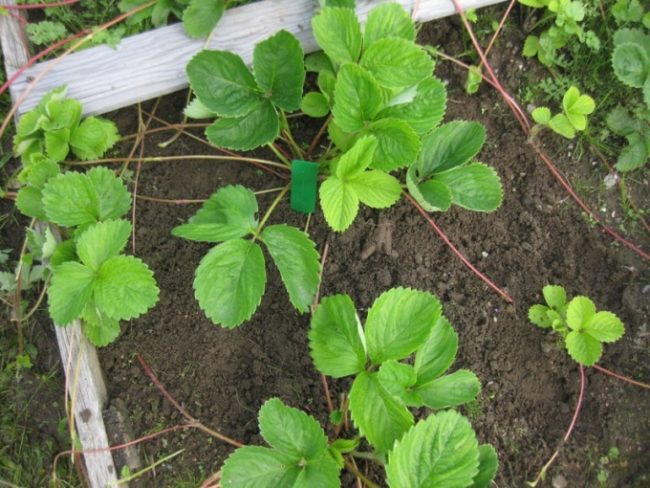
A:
0 0 30 108
8 0 505 116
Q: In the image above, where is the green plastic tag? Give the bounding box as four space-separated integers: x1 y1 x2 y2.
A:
291 160 319 214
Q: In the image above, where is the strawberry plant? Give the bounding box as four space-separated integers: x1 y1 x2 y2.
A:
220 288 498 487
528 285 625 366
532 85 595 139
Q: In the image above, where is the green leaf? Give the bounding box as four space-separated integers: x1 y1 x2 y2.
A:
532 107 552 125
44 128 70 162
87 167 132 221
309 294 367 378
366 118 420 171
81 302 121 347
76 219 131 270
523 35 540 57
360 38 433 89
616 132 649 171
365 288 441 364
566 296 596 330
318 70 336 102
94 255 159 321
254 30 305 112
16 187 46 220
182 0 224 38
335 135 377 179
470 445 499 488
259 398 328 460
186 50 261 117
184 97 217 119
348 170 401 209
50 239 77 266
612 43 649 88
364 3 416 47
261 225 320 313
548 113 576 138
21 156 59 189
48 262 95 326
69 117 120 161
418 121 486 175
565 330 602 366
584 312 625 342
377 360 421 405
193 239 266 327
221 446 300 487
304 51 335 74
205 100 279 150
332 64 384 133
528 304 553 328
434 163 503 212
349 372 413 454
324 0 355 8
543 285 566 310
415 369 481 409
312 7 362 65
386 410 480 488
319 177 359 232
301 92 330 118
377 77 447 135
172 185 258 243
42 171 97 226
293 455 341 487
328 121 356 152
414 316 458 384
406 167 452 212
43 98 82 131
563 87 595 115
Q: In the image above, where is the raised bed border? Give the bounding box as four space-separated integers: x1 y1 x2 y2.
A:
0 0 507 486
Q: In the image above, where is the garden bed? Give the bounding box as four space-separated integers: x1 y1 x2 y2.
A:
84 15 650 487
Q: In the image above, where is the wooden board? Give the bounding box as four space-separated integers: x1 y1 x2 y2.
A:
0 0 29 111
8 0 505 117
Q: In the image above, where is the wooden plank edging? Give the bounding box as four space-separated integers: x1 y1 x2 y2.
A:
8 0 506 117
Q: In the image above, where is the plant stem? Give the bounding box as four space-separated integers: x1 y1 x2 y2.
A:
344 457 380 488
480 0 517 66
254 184 291 237
3 0 80 9
529 365 585 486
403 192 513 303
120 123 211 142
351 451 383 463
268 143 292 168
114 449 185 485
307 114 332 158
67 154 288 170
592 364 650 390
281 111 305 159
21 274 51 322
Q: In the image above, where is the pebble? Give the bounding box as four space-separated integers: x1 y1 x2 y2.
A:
604 173 618 189
552 474 568 488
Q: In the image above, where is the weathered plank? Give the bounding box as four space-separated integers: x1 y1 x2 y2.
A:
0 0 30 109
9 0 506 116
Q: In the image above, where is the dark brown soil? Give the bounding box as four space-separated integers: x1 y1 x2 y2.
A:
4 6 649 488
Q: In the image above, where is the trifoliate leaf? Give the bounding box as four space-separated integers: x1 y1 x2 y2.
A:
48 262 95 326
532 107 552 125
365 288 442 364
172 185 258 243
348 170 401 209
254 30 305 112
309 294 367 378
221 446 300 487
184 97 217 119
565 330 602 366
259 398 328 460
418 121 486 175
336 135 377 179
612 43 649 88
377 360 421 406
44 128 70 162
69 117 119 161
349 372 413 454
406 166 452 212
528 304 553 328
205 100 279 150
76 219 131 271
378 77 447 135
386 410 480 488
364 3 416 47
16 187 46 220
584 312 625 342
319 177 359 232
332 64 384 133
193 239 266 327
543 285 566 310
415 369 481 409
182 0 224 38
360 38 433 89
94 255 159 321
563 87 595 116
312 7 362 65
548 113 576 138
81 302 121 347
470 445 499 488
366 118 420 171
414 316 458 384
186 50 261 117
566 296 596 330
301 92 330 118
434 163 503 212
261 224 320 313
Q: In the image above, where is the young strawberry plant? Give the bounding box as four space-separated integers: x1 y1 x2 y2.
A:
528 285 625 366
219 287 498 487
531 86 595 139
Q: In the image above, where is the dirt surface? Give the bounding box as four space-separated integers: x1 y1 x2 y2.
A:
3 6 649 488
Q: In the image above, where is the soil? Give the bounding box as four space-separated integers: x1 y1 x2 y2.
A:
3 5 649 488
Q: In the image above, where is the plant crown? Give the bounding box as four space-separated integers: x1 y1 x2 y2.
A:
528 285 625 366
